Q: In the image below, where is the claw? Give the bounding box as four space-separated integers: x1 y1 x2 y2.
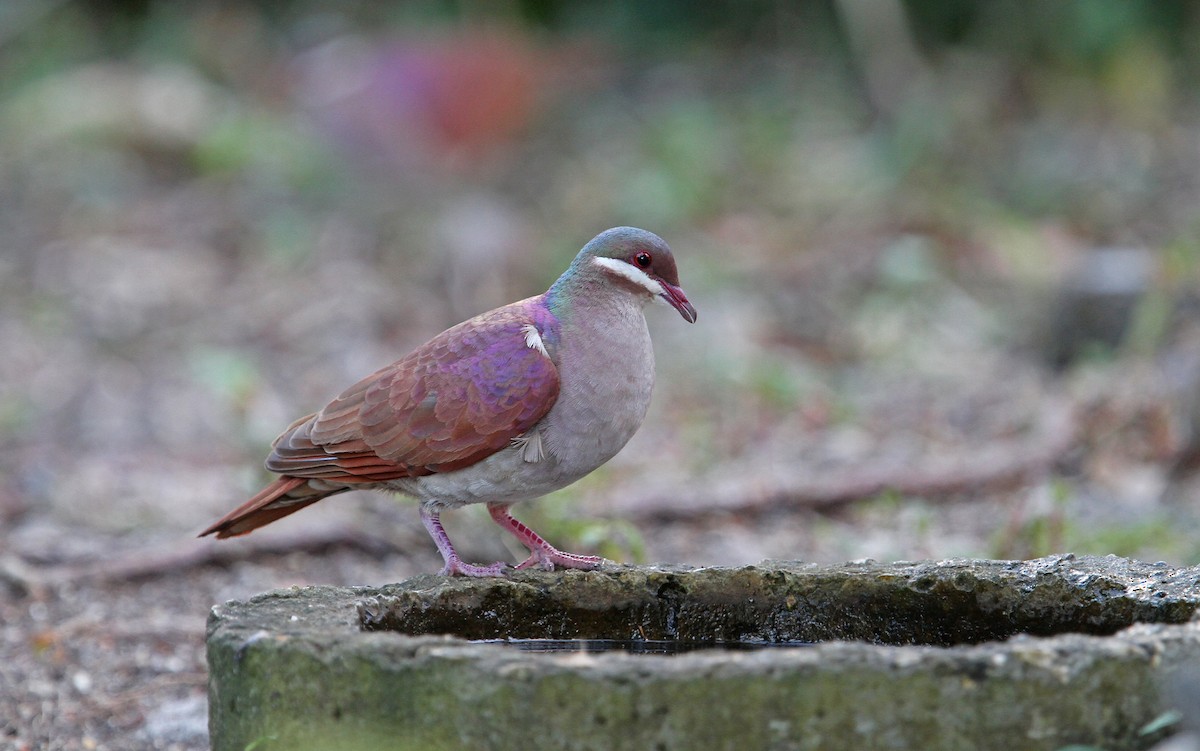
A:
514 553 553 571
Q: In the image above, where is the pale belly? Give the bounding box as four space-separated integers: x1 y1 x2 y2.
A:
385 444 587 509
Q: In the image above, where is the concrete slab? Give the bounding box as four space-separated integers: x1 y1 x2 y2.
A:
207 555 1200 751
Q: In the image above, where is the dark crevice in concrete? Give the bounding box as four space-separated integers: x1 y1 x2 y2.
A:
357 555 1200 646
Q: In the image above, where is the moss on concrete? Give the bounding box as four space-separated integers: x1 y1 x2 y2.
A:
360 555 1199 644
208 555 1200 751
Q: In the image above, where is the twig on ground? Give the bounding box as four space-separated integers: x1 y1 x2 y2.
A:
0 524 400 593
607 397 1079 521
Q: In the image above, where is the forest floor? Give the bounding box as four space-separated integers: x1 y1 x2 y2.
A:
6 7 1200 749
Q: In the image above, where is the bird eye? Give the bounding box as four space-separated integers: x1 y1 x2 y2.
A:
634 252 652 268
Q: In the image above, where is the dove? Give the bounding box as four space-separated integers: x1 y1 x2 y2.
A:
201 227 695 576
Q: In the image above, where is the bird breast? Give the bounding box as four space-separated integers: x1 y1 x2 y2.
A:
540 298 655 473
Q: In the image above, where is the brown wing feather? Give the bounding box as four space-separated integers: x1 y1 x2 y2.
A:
265 302 559 481
199 477 332 538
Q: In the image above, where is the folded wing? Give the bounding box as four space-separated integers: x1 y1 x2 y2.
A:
268 305 560 483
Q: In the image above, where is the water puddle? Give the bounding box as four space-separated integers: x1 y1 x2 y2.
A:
471 638 815 654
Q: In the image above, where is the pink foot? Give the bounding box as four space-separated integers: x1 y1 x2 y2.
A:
514 547 604 571
489 503 607 572
421 507 510 577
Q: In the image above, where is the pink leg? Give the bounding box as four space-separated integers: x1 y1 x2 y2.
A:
487 503 605 571
419 506 508 577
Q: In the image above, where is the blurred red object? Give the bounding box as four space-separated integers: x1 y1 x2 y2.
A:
298 28 543 171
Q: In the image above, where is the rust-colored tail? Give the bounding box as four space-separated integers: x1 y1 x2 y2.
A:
200 477 336 539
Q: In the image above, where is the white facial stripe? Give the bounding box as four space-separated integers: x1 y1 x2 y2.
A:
591 256 663 296
521 324 549 357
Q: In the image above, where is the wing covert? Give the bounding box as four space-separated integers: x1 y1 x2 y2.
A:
266 303 559 481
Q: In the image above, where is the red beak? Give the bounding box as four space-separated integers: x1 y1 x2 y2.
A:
659 281 697 323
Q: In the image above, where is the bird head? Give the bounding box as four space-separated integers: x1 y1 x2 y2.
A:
580 227 697 323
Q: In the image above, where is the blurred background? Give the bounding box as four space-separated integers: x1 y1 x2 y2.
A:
4 1 1200 746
